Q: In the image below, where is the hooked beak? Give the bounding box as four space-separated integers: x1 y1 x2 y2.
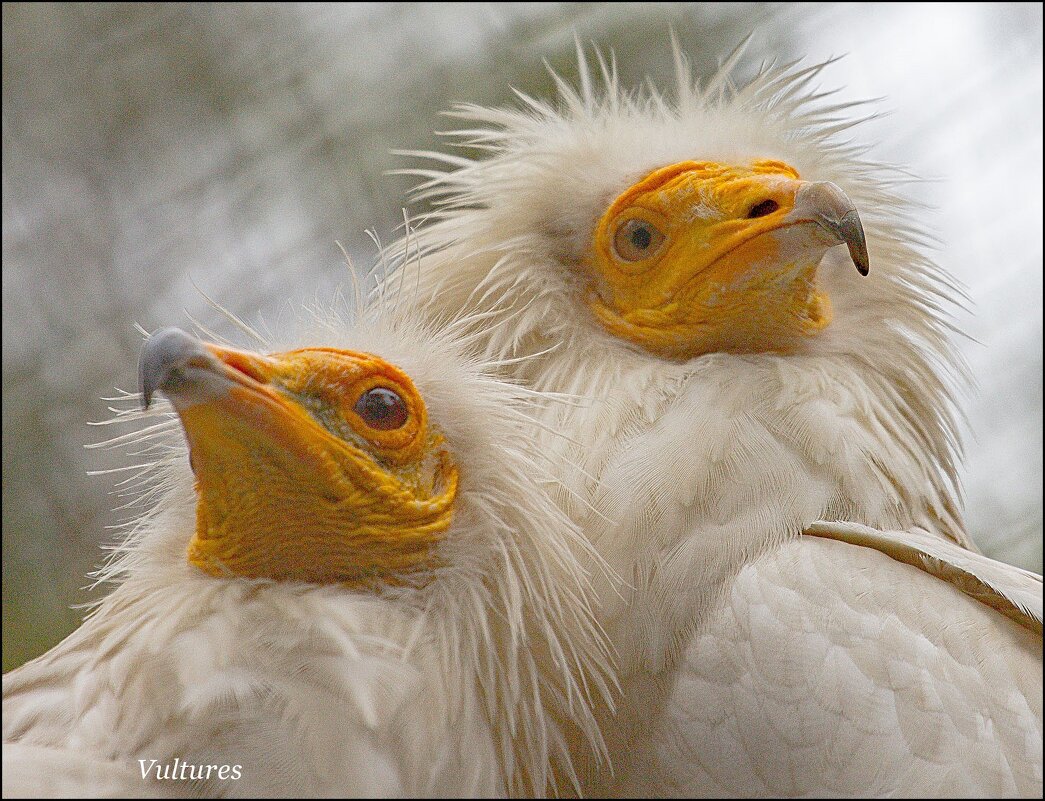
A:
139 327 274 410
791 181 870 276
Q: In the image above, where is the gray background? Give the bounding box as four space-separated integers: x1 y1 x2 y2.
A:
3 3 1042 670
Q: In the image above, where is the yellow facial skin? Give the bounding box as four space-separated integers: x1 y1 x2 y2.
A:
140 330 458 587
587 160 867 360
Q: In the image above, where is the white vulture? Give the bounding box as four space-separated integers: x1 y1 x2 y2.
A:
2 304 616 797
386 41 1044 796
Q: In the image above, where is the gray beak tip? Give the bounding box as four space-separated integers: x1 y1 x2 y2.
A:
839 209 870 276
797 183 871 277
139 327 201 410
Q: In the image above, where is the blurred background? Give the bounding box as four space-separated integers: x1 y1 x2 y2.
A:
3 3 1041 671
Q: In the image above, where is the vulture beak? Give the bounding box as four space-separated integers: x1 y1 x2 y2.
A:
790 181 869 276
137 327 458 586
139 327 276 411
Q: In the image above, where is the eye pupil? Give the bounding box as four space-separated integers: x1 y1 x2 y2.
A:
613 218 666 262
354 387 408 431
747 199 779 219
630 225 653 250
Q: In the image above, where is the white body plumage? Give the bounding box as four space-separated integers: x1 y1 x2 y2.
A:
2 305 614 797
388 43 1043 796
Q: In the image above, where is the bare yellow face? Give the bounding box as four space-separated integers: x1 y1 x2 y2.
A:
586 160 868 359
140 329 458 587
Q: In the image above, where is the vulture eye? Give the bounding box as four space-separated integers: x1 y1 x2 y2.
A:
613 218 666 262
747 199 779 219
354 387 409 431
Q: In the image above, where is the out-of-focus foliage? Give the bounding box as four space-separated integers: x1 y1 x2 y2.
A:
3 3 1041 671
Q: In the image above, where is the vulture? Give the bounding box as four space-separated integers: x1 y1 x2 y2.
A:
386 41 1044 796
2 304 615 797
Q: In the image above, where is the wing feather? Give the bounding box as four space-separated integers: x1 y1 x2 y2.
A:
804 520 1043 634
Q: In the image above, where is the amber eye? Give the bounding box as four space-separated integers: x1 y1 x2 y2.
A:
353 387 409 431
612 218 666 262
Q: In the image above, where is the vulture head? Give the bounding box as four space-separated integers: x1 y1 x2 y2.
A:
392 41 970 548
583 159 868 359
139 327 460 586
400 44 937 361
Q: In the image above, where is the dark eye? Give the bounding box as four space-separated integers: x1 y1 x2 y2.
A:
747 199 779 219
354 387 409 431
613 218 666 262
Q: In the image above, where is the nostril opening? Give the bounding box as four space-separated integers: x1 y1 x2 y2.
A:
747 199 779 219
